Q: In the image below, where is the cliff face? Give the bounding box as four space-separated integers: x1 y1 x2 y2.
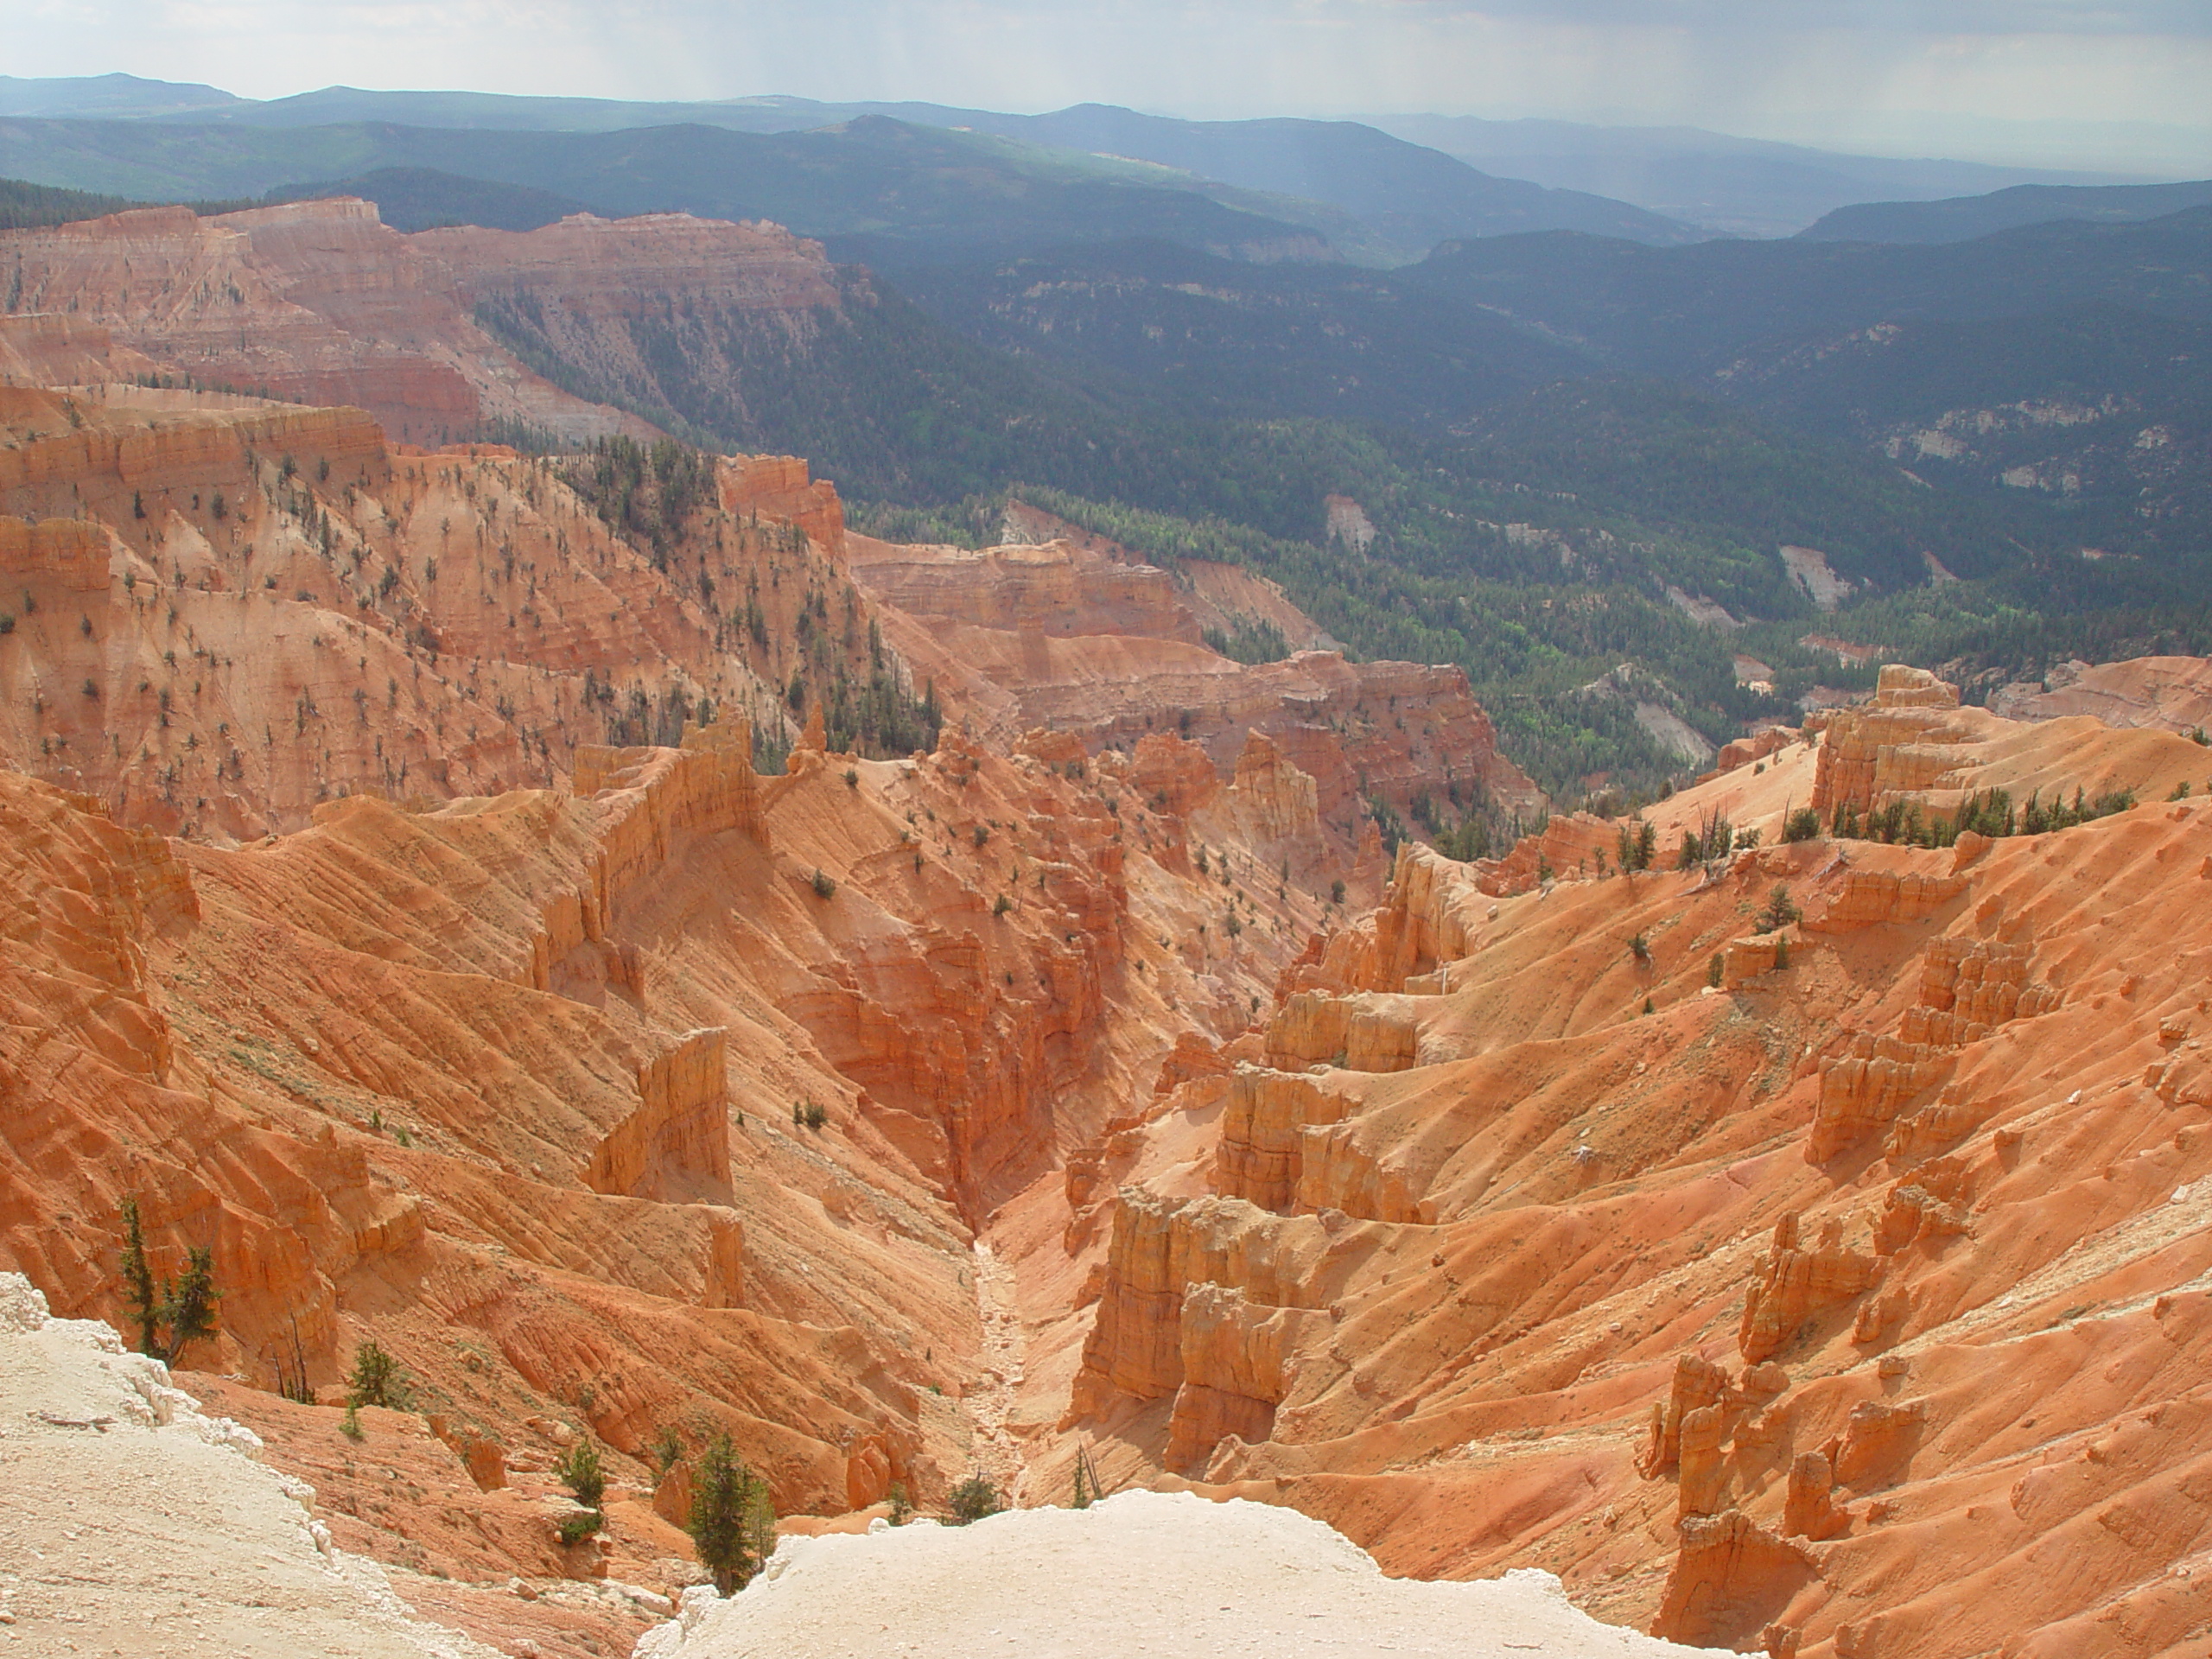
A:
15 266 2211 1657
844 527 1542 864
0 384 766 838
1992 655 2212 736
1043 670 2212 1657
0 199 842 446
0 363 1472 1654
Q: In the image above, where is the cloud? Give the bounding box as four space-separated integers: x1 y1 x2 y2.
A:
1371 0 2212 35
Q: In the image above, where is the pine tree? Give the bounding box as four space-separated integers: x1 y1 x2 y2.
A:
690 1433 773 1595
158 1245 220 1364
118 1197 159 1357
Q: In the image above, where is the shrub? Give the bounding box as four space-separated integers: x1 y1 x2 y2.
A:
1775 937 1791 970
842 768 858 789
887 1482 913 1525
1629 932 1649 963
556 1438 606 1512
1783 807 1821 843
1330 879 1346 905
340 1402 364 1441
947 1474 1003 1525
346 1340 412 1409
993 893 1011 916
648 1425 685 1478
1707 953 1725 988
972 823 990 849
557 1510 603 1547
810 868 836 899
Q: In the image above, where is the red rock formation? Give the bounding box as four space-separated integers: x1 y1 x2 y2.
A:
1650 1509 1815 1649
0 386 776 839
1212 1067 1354 1212
1738 1213 1879 1363
0 358 1419 1659
585 1027 734 1203
0 200 842 447
1028 678 2212 1656
1991 653 2212 735
1813 660 2205 824
844 528 1541 845
1782 1451 1849 1541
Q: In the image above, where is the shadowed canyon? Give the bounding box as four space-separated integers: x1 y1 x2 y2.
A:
5 195 2212 1659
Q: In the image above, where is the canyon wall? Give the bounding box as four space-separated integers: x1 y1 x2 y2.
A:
1039 671 2212 1657
0 198 843 446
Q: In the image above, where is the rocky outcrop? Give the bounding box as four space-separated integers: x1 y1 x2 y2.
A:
1262 990 1420 1072
1811 664 1970 818
586 1027 733 1204
1650 1509 1815 1649
1737 1212 1878 1363
1211 1066 1354 1212
1807 1033 1948 1162
846 537 1202 645
848 524 1542 838
1711 726 1798 776
1637 1354 1742 1480
1474 810 1625 894
715 454 846 555
1830 1397 1928 1491
1991 654 2212 735
0 388 759 839
0 512 112 593
1190 731 1325 876
1903 935 2058 1043
0 314 158 385
1166 1281 1319 1476
1809 866 1967 930
1069 1190 1325 1478
0 199 818 442
1782 1452 1849 1541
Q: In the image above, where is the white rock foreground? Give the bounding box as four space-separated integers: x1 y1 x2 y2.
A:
0 1273 495 1659
637 1491 1709 1659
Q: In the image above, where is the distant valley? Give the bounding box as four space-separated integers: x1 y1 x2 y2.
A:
3 75 2209 801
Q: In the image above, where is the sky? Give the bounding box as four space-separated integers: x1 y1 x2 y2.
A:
11 0 2212 170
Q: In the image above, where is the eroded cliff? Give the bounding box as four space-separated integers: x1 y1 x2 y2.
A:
1040 668 2212 1658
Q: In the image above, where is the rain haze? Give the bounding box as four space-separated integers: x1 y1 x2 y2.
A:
10 0 2212 169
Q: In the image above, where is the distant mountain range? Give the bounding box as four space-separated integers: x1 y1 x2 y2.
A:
1800 178 2212 244
6 73 2186 250
1363 113 2150 238
0 77 1699 262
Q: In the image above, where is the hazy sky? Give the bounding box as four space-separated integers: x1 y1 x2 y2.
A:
13 0 2212 168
